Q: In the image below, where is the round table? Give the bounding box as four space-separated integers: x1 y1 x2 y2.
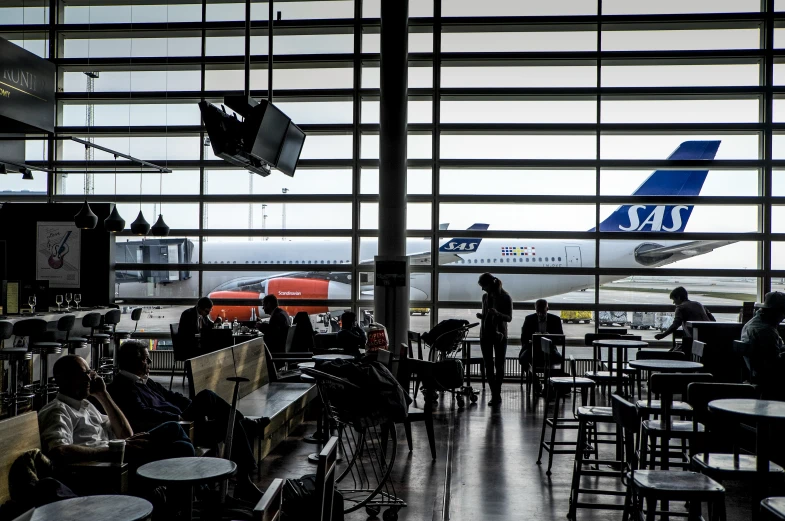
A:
30 495 153 521
312 353 355 362
298 361 316 369
137 457 237 520
627 359 704 372
592 339 648 395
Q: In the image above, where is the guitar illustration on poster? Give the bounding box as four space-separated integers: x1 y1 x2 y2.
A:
36 222 80 288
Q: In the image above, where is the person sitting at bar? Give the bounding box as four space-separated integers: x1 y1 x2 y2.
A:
654 286 715 355
255 295 291 353
178 296 223 354
108 341 269 502
519 299 564 394
741 291 785 400
38 355 195 467
336 311 367 358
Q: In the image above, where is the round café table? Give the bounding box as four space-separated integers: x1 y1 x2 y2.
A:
312 353 355 362
592 339 648 395
137 457 237 521
627 359 704 372
29 495 153 521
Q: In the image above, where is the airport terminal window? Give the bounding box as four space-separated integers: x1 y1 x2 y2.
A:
3 0 782 334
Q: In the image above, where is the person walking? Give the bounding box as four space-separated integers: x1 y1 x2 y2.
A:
476 273 513 406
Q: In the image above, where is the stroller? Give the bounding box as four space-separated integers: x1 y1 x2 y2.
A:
421 319 480 407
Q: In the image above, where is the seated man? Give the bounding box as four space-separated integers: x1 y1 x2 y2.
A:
108 341 269 502
741 291 785 400
519 299 564 393
178 296 223 354
256 295 291 353
38 355 194 467
336 311 367 358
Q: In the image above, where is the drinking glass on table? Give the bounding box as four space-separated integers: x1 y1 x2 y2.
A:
65 292 73 310
28 295 36 314
74 294 81 310
55 294 63 312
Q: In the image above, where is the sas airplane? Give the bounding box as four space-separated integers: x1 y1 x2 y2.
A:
117 140 731 320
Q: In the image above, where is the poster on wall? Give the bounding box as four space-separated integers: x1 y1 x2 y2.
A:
36 222 80 288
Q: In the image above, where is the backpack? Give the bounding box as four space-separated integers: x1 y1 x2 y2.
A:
281 474 344 521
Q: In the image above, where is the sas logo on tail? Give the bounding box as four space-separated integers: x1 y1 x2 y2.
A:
619 205 690 232
440 240 479 252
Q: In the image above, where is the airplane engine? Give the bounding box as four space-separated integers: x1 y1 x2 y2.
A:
207 290 263 321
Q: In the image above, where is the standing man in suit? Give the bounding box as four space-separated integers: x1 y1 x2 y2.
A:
519 299 564 394
256 295 291 353
178 297 223 354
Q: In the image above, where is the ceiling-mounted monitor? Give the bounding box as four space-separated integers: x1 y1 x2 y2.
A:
199 97 306 178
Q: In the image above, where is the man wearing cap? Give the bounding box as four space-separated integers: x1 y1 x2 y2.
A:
740 291 785 400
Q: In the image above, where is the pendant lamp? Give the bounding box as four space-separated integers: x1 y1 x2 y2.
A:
151 214 170 236
131 210 150 235
74 201 98 229
104 205 125 233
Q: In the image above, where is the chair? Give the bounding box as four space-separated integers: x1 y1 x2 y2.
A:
634 350 691 416
537 339 597 475
639 373 713 471
15 319 60 405
407 330 425 397
253 478 284 521
82 312 111 372
102 309 132 368
732 340 754 384
48 315 87 356
688 382 783 484
169 322 188 391
525 333 566 394
0 321 33 416
691 340 706 364
396 343 436 460
130 307 143 334
316 436 339 521
612 394 727 521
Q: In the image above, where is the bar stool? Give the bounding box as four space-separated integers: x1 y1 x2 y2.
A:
82 312 111 372
14 319 61 405
0 321 34 416
537 340 597 475
130 307 143 335
55 314 89 355
101 309 131 371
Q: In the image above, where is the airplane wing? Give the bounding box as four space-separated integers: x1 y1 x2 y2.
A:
635 239 737 262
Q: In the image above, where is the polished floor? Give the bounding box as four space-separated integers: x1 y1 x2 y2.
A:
258 383 763 521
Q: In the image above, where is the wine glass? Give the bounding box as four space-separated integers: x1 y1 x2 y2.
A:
28 295 36 315
65 292 73 310
55 295 63 312
74 294 81 310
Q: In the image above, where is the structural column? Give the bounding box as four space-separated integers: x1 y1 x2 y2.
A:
374 0 410 352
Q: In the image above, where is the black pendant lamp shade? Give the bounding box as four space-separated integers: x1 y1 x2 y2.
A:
151 214 170 236
130 210 150 235
104 205 126 233
74 201 98 229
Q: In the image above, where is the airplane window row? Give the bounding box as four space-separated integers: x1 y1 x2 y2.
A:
458 257 562 264
203 260 349 264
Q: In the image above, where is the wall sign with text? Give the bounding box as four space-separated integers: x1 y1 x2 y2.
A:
0 37 55 133
36 222 81 288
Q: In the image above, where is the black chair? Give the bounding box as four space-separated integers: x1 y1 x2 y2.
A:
537 339 597 475
612 394 727 521
0 321 33 416
253 478 284 521
688 382 783 484
525 333 566 394
15 319 60 405
732 340 754 384
396 343 436 460
130 307 143 334
640 373 713 471
316 436 339 521
169 322 188 391
691 340 706 364
407 330 425 398
82 312 111 372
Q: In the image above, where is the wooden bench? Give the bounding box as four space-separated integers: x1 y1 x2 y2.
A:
0 412 128 505
186 336 318 464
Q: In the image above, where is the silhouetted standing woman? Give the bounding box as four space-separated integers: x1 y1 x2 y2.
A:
477 273 513 406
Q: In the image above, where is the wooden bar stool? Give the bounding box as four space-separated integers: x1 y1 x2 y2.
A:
537 340 597 475
613 394 727 521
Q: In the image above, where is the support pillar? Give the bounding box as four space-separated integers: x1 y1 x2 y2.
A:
374 0 409 353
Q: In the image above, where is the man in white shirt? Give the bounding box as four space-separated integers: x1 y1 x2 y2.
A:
38 354 194 466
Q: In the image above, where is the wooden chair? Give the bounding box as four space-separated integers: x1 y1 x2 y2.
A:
612 394 727 521
253 478 284 521
537 339 597 475
316 437 339 521
169 322 188 391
